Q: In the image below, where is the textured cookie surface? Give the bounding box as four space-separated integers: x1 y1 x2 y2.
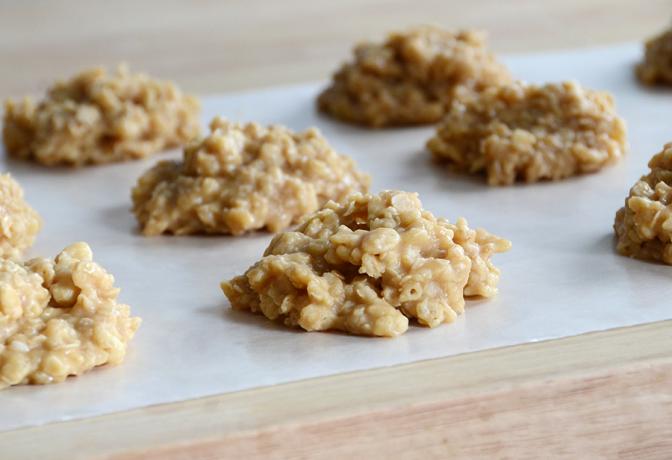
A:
636 29 672 85
222 190 510 337
615 143 672 264
0 174 41 258
427 81 627 185
0 243 141 389
3 65 200 166
132 117 370 236
318 26 511 127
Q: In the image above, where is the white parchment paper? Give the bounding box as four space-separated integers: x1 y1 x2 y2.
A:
1 43 670 432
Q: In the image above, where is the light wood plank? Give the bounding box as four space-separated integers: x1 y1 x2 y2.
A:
1 320 670 459
0 0 669 98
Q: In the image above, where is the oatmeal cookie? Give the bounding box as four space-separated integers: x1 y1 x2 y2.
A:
2 65 200 166
0 174 41 258
427 81 627 185
132 117 370 236
317 26 511 127
0 242 140 389
615 143 672 264
222 190 510 337
636 28 672 85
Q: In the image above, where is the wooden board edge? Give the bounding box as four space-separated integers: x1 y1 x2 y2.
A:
2 319 671 459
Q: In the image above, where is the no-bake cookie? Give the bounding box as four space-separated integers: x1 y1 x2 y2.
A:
132 117 370 236
614 143 672 264
0 243 140 389
0 174 41 259
3 65 200 166
317 26 511 127
636 28 672 85
427 81 627 185
222 190 510 337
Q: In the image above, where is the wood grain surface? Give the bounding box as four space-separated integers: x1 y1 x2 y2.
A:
0 0 669 98
2 320 670 459
1 1 671 458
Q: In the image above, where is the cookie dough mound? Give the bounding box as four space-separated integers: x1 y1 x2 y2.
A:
0 174 41 258
317 27 511 127
636 28 672 85
132 117 370 236
0 242 140 389
2 65 200 166
427 81 627 185
615 143 672 264
221 191 510 337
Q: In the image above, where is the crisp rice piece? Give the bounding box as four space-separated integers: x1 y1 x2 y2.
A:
0 242 140 389
427 81 628 185
636 28 672 85
615 143 672 264
2 65 200 166
0 173 41 259
317 26 511 127
132 117 370 236
222 190 510 337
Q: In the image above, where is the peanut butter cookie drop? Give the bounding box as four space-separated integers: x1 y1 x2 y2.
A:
318 26 511 127
132 117 370 236
636 28 672 85
427 81 627 185
615 143 672 264
0 174 41 259
0 242 140 389
222 190 510 337
3 65 200 166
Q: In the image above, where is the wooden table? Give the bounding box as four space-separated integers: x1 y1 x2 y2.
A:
1 1 671 458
